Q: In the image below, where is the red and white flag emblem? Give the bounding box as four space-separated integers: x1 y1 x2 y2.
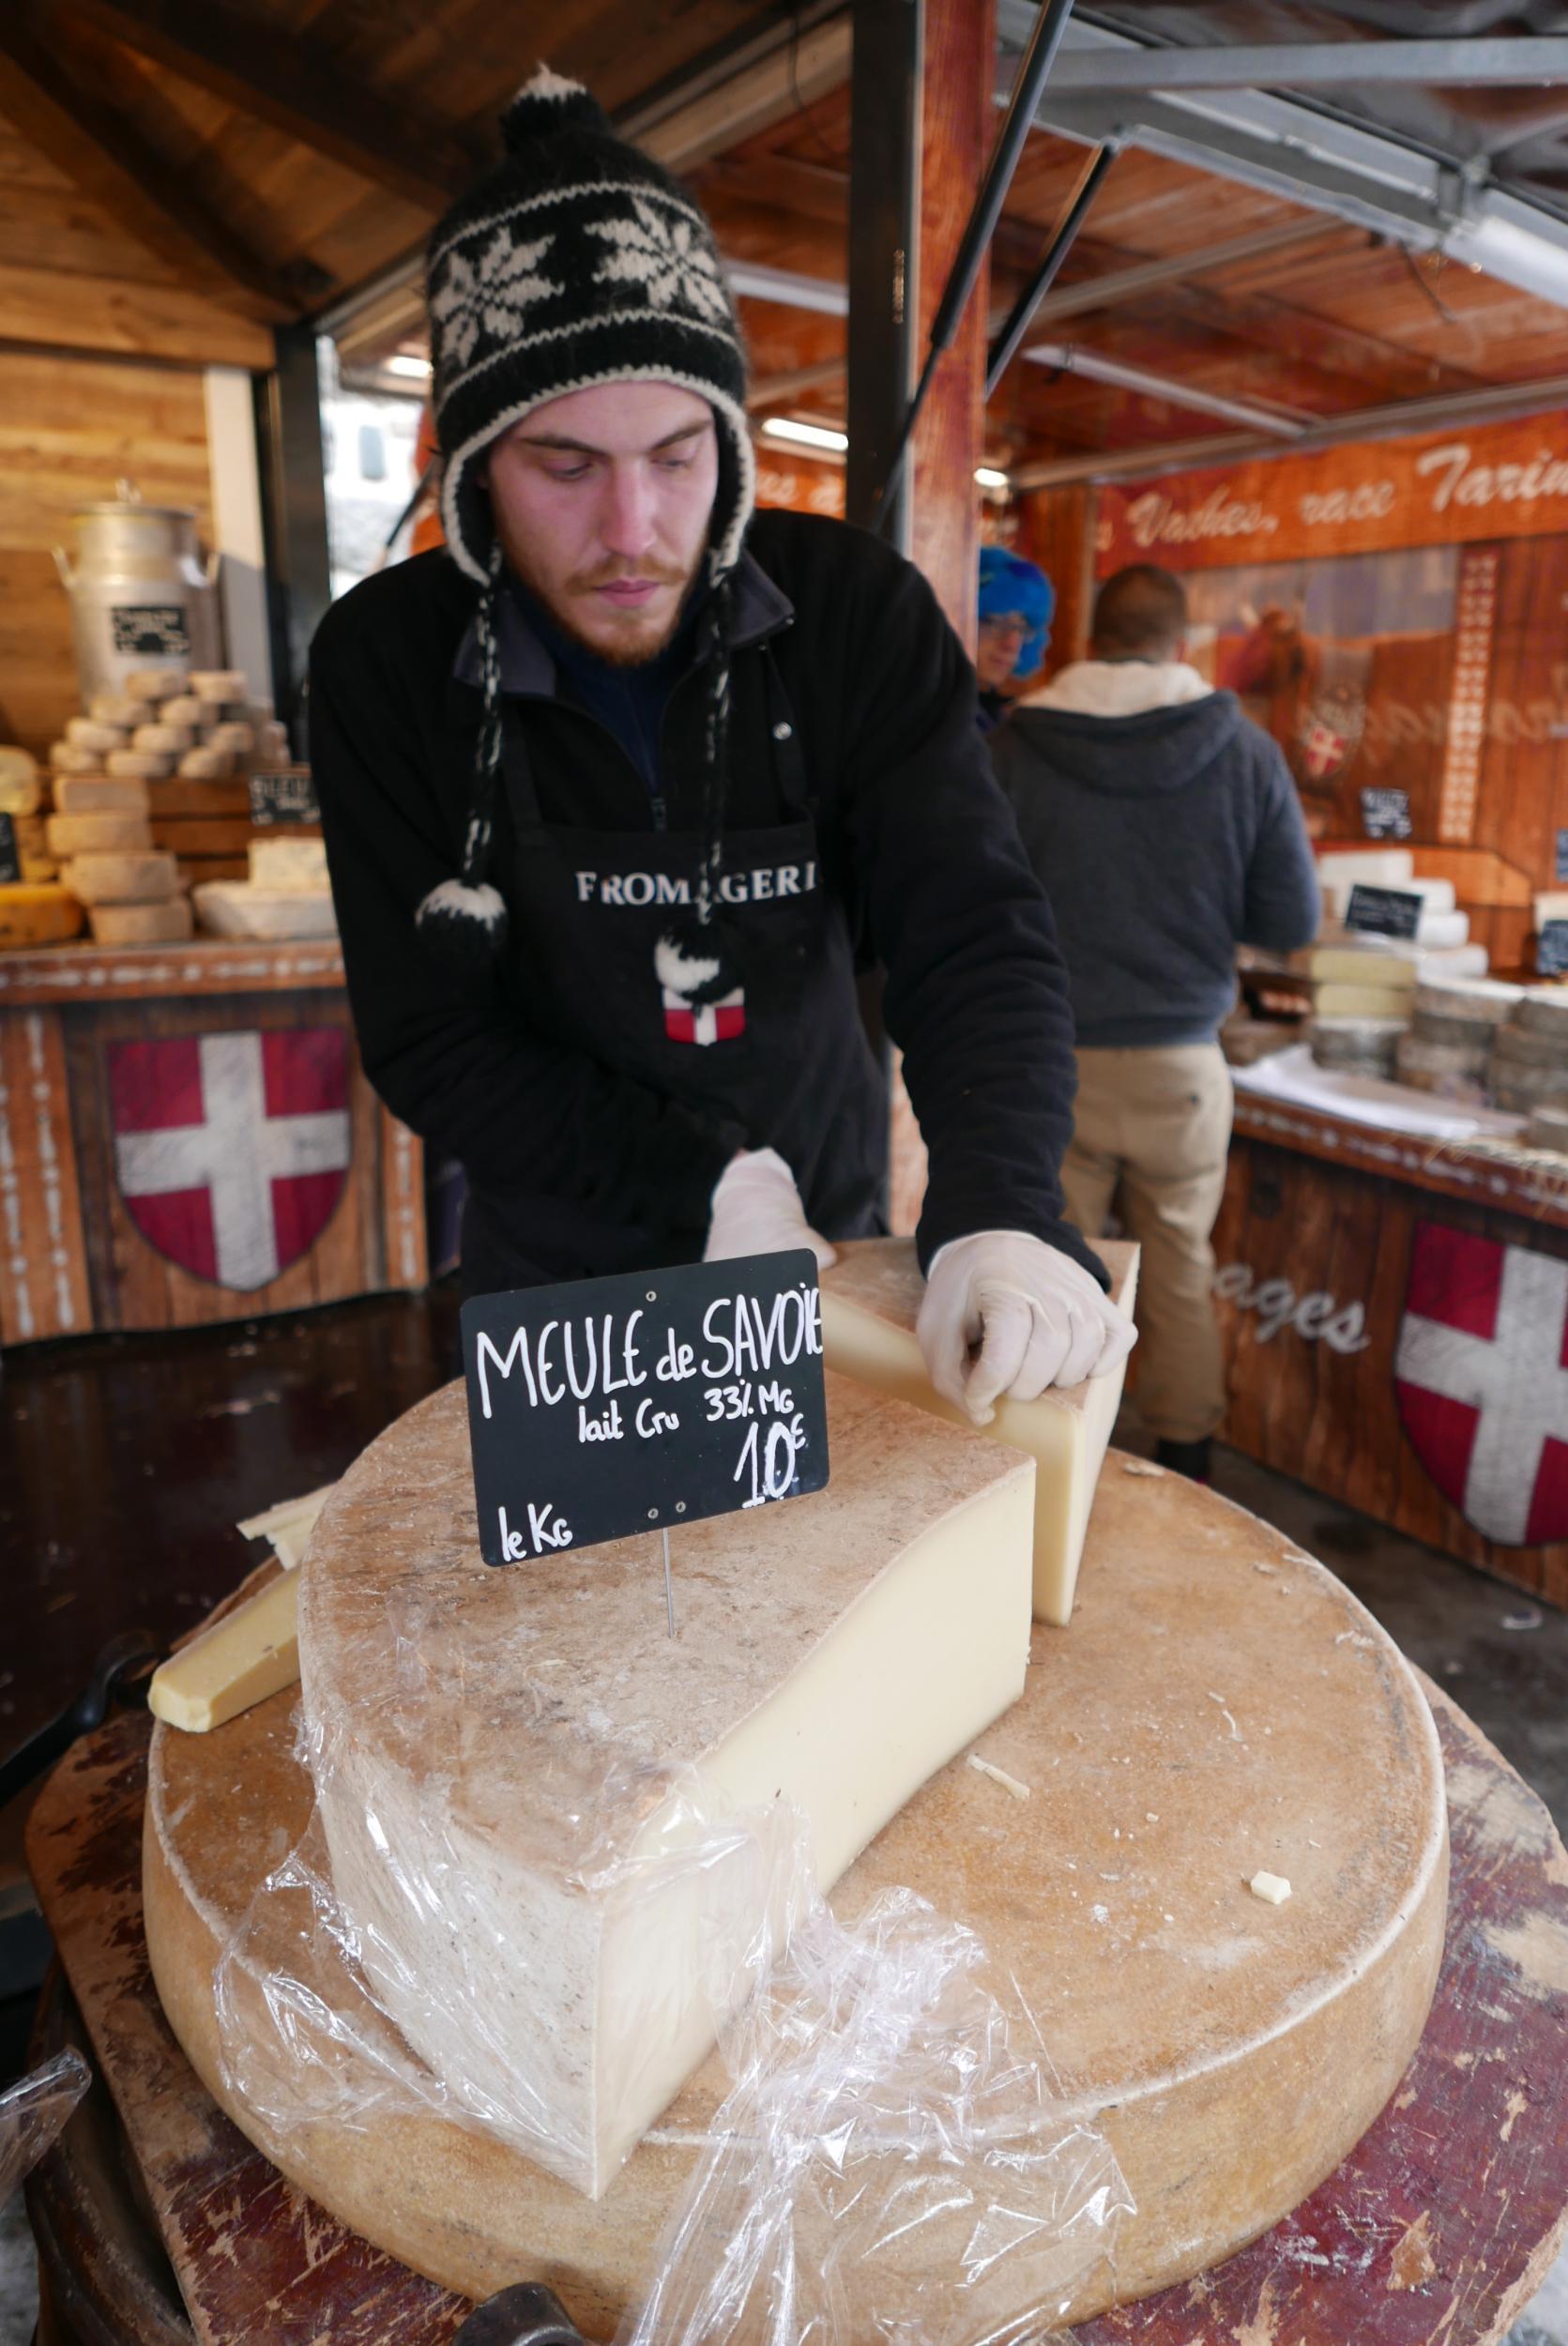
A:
108 1029 352 1290
1301 715 1347 779
662 985 745 1046
1394 1222 1568 1546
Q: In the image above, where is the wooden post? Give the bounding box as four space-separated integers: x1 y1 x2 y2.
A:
1016 482 1097 679
911 0 996 653
253 324 333 753
846 0 921 551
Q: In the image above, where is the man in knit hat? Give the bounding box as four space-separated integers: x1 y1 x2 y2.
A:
309 68 1134 1421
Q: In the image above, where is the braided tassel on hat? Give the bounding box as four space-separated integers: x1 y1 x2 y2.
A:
416 542 510 969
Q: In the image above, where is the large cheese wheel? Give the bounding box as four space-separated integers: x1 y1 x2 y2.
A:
87 897 195 946
47 813 152 857
297 1374 1036 2201
62 850 179 904
53 774 150 817
0 747 41 817
160 695 206 728
0 883 85 948
177 747 235 782
207 721 255 755
89 693 144 728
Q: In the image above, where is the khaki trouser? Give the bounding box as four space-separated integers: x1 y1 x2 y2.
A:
1059 1043 1234 1445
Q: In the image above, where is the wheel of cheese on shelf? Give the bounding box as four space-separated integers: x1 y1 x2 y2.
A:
249 836 327 891
177 747 235 782
53 774 149 817
190 669 247 702
46 814 152 858
125 668 182 702
89 693 144 728
106 750 174 782
0 748 41 817
131 724 195 755
87 897 195 946
207 722 255 755
62 850 179 905
65 718 128 753
160 695 206 728
50 742 104 776
0 883 85 948
820 1237 1138 1624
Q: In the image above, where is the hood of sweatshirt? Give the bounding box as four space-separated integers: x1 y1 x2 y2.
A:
1004 679 1248 800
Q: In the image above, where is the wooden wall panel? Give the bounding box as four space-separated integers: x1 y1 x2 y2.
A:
1015 483 1095 679
1214 1135 1568 1611
0 348 214 757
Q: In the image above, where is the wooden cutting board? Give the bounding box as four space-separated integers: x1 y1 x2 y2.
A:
143 1448 1448 2334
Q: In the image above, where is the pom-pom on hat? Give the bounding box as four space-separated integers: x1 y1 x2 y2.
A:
426 65 754 588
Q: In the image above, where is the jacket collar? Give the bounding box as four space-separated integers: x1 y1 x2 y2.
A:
451 547 792 693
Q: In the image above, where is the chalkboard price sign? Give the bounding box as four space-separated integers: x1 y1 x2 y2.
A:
0 814 19 887
461 1251 830 1568
1345 883 1423 940
1538 920 1568 977
249 767 319 827
111 604 190 658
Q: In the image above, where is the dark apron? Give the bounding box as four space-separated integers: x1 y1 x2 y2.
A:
460 656 887 1294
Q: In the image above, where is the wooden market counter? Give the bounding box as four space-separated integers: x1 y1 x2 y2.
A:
0 937 426 1347
1215 1086 1568 1610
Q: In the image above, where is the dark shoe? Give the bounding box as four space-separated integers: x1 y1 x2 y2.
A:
1154 1436 1212 1483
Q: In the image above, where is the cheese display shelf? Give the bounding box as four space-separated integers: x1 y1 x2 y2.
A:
139 1393 1448 2333
0 936 424 1343
1215 1088 1568 1609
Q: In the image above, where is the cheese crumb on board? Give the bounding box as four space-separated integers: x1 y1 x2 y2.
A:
1249 1870 1292 1905
968 1752 1031 1800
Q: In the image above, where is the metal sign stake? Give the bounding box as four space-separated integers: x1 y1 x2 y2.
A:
662 1527 676 1638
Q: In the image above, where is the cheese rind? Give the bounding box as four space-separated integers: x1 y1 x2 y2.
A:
149 1569 299 1733
0 884 84 948
63 850 179 904
299 1374 1036 2200
87 899 194 946
820 1238 1137 1625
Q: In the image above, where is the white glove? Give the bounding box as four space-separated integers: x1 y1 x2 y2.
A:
917 1229 1136 1426
703 1149 837 1272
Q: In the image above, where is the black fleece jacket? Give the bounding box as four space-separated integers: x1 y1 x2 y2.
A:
308 510 1096 1281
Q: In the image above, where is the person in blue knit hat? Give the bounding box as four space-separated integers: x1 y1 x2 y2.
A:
976 546 1055 731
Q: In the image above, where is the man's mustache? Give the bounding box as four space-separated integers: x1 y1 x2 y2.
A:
570 559 689 591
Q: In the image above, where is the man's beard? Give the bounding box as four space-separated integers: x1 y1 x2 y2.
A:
513 545 701 668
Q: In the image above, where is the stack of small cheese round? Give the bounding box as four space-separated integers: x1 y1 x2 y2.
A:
0 747 84 947
1394 975 1522 1100
1487 988 1568 1116
45 668 288 945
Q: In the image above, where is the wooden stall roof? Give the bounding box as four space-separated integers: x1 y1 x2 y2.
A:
3 0 1568 490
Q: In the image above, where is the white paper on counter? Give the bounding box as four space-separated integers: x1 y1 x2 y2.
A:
1231 1044 1527 1143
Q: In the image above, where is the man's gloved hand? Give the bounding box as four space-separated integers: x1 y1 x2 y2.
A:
917 1230 1136 1426
703 1149 837 1272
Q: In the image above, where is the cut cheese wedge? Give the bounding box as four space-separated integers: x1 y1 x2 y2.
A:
298 1373 1036 2200
1314 982 1413 1020
149 1568 299 1733
236 1481 335 1572
821 1237 1137 1625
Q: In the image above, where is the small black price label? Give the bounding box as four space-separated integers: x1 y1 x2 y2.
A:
1538 920 1568 977
1359 786 1412 842
1345 883 1423 940
248 767 319 827
461 1252 830 1567
0 814 19 886
110 604 190 658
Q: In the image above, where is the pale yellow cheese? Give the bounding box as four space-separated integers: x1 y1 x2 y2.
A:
236 1481 336 1571
1306 946 1418 987
148 1569 299 1733
88 899 194 946
0 747 41 816
47 813 152 857
820 1237 1137 1625
1314 982 1413 1020
248 835 327 891
63 849 179 904
53 773 150 817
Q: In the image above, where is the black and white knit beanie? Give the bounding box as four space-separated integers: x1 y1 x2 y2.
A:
417 66 755 967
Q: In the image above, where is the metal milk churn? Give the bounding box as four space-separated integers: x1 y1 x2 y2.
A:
53 480 221 703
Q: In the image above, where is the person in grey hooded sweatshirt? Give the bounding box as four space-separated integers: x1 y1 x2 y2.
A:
988 562 1320 1480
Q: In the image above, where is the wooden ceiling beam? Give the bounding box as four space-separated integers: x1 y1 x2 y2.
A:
53 0 473 213
0 258 273 365
0 16 298 320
